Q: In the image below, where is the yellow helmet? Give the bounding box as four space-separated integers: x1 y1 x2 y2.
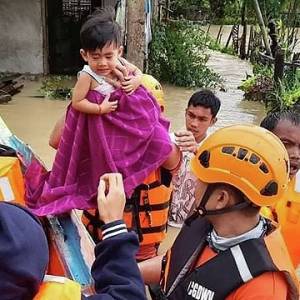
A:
141 74 165 112
191 124 289 207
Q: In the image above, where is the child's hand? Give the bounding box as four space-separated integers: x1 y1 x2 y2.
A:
121 75 142 94
100 94 118 114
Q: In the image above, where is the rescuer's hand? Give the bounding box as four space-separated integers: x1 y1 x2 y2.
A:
174 130 198 154
97 173 126 224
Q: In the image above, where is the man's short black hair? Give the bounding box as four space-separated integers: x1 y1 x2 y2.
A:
80 7 121 51
187 89 221 118
260 110 300 132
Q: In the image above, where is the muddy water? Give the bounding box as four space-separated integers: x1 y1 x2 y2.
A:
163 51 265 133
0 52 264 259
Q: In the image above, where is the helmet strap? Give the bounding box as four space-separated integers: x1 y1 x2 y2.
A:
185 184 251 226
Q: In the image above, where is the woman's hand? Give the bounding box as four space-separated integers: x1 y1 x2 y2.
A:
97 173 126 224
121 75 142 94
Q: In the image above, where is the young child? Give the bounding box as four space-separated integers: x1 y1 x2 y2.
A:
26 8 172 216
72 8 143 115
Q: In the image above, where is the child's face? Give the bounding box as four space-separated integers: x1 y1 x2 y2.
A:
80 43 122 77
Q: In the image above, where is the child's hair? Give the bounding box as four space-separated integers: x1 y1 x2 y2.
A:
80 6 121 51
187 89 221 118
260 109 300 132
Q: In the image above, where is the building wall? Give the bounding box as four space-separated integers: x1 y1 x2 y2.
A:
0 0 45 74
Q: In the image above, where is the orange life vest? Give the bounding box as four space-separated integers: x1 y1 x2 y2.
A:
0 156 25 204
275 174 300 268
82 168 172 246
159 218 299 300
34 275 81 300
261 174 300 268
0 157 68 276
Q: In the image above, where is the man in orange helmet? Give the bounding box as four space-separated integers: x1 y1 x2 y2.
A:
260 110 300 268
138 124 299 299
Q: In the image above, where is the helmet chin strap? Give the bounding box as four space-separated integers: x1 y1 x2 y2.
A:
185 184 251 226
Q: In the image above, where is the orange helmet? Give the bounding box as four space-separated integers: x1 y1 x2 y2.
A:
141 74 165 112
191 124 289 207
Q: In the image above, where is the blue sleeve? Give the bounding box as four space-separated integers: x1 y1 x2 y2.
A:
84 220 147 300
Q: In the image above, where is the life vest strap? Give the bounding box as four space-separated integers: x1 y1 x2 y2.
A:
126 200 169 212
129 224 167 234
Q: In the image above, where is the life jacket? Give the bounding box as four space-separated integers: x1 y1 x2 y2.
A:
0 156 25 204
156 217 299 300
82 168 172 245
34 275 81 300
123 168 172 245
275 173 300 267
260 174 300 267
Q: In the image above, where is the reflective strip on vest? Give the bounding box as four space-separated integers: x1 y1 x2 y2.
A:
162 218 299 300
230 245 253 282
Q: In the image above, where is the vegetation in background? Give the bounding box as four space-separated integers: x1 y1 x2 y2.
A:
148 21 223 88
40 75 73 100
239 63 300 111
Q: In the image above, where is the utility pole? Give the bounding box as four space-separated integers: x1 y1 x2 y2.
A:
253 0 272 55
126 0 145 70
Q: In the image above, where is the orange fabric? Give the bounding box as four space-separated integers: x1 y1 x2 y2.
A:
275 177 300 268
196 246 288 300
47 240 66 276
136 243 158 261
123 169 172 246
0 157 25 204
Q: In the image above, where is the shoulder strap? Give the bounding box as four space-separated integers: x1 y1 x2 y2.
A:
80 65 105 85
165 218 211 294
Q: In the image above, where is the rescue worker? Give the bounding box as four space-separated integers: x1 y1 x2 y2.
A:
260 110 300 268
50 75 195 261
0 173 147 300
139 124 299 299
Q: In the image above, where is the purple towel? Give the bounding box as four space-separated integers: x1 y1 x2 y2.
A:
26 86 172 216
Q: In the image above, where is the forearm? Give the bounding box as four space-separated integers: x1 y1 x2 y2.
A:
72 98 100 114
138 255 164 285
88 220 146 300
49 114 65 149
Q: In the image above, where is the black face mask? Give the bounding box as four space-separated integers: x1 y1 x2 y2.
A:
185 184 250 226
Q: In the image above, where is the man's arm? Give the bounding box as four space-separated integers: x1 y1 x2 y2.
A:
86 221 146 300
85 174 147 300
138 255 164 285
49 114 65 149
162 130 197 172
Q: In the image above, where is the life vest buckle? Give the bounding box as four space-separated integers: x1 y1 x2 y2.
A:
143 184 153 226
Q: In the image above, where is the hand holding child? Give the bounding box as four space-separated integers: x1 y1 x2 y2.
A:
174 130 198 154
121 75 142 94
100 94 118 114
